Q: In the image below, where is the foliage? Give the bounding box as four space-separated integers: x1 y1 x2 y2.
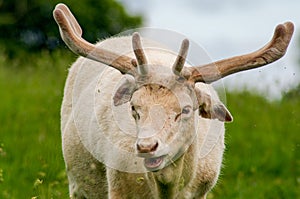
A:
0 0 142 52
0 50 299 198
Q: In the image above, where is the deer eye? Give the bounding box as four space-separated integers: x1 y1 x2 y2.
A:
182 105 192 115
131 106 140 120
175 105 192 122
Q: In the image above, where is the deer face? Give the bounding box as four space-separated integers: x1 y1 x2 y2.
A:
113 65 232 171
130 83 196 171
110 32 233 171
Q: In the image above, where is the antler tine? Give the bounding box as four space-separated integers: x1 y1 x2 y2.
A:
132 32 148 76
172 39 189 75
183 22 294 83
53 3 136 75
55 3 82 37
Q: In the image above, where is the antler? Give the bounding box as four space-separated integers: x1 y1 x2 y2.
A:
182 22 294 83
53 4 294 83
132 32 148 75
173 39 190 75
53 3 136 75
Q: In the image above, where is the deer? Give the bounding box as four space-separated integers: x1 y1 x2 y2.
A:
53 3 294 199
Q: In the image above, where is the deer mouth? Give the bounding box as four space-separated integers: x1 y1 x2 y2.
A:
144 156 164 170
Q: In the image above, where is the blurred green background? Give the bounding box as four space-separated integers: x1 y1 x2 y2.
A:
0 0 299 198
0 0 142 56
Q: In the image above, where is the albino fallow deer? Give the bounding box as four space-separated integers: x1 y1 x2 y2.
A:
53 3 294 199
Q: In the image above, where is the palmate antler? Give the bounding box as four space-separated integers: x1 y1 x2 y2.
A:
53 3 294 83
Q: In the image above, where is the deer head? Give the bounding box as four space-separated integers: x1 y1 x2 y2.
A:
53 3 294 171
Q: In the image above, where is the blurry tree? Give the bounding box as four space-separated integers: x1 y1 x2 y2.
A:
0 0 142 53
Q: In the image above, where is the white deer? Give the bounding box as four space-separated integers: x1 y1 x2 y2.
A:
53 3 293 199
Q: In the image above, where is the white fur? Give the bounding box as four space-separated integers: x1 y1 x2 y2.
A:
61 36 226 198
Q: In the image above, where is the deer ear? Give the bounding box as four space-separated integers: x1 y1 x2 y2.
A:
196 89 233 122
113 76 136 106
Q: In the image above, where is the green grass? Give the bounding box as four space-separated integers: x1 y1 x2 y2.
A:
0 50 76 198
0 50 299 198
213 91 300 198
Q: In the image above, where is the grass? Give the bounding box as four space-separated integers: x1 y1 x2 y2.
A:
0 49 76 198
0 49 299 198
213 91 300 198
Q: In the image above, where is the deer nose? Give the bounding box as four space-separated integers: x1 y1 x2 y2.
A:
136 139 159 154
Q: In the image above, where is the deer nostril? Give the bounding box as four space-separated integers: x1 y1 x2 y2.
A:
151 141 159 152
137 141 159 153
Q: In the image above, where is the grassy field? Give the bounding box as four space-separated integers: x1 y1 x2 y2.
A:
0 50 299 198
0 50 75 198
